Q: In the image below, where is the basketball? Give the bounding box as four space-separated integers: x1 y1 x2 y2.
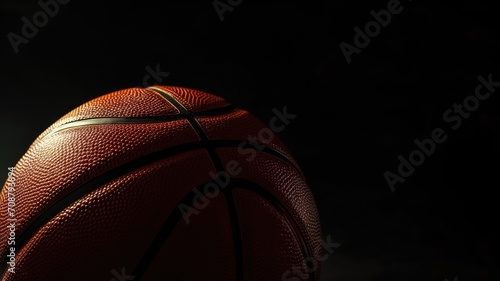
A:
0 86 322 280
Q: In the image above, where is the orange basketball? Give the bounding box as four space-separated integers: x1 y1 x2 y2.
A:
0 86 322 280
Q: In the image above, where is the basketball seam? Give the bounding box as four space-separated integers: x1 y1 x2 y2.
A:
41 105 236 139
0 142 294 264
230 180 316 281
0 89 311 280
0 145 309 280
143 87 245 281
146 87 313 280
131 178 316 281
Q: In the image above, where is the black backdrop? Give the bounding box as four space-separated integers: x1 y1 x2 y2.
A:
1 0 499 280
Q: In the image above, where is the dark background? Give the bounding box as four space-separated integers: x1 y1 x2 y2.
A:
1 0 499 280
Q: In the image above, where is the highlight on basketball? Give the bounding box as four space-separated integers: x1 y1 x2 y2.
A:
0 86 323 280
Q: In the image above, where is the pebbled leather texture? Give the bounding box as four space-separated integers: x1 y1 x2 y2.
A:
0 86 322 281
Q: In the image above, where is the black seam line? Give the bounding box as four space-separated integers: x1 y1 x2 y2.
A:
146 87 245 281
47 115 183 136
224 190 244 281
147 87 209 141
246 141 303 178
145 87 225 174
129 182 240 280
130 179 315 281
42 105 237 138
232 180 316 281
0 140 296 278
